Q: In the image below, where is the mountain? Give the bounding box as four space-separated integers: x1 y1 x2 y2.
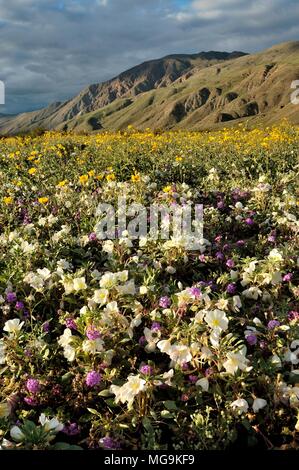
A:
1 41 299 134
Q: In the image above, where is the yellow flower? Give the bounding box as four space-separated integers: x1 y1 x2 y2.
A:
79 174 89 185
57 180 68 187
28 167 37 175
38 197 49 204
175 156 183 162
106 173 116 182
163 185 172 193
131 173 141 183
3 196 13 205
88 170 95 177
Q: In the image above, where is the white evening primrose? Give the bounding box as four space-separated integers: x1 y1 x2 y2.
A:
92 288 109 305
73 277 87 292
231 399 249 414
205 310 228 332
100 272 118 289
3 319 24 336
10 426 25 442
223 349 251 375
252 398 267 412
196 377 209 392
39 414 64 433
58 328 73 348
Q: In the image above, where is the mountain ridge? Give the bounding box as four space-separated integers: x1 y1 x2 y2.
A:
1 41 299 134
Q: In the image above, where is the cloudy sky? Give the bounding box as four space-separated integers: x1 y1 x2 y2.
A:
1 0 299 114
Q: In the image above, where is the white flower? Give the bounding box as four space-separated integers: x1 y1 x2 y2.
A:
111 375 146 407
242 287 262 300
0 340 6 364
284 340 299 365
223 349 251 375
144 327 161 352
176 289 192 307
37 268 51 280
139 286 148 295
82 338 104 354
231 399 249 414
168 344 192 366
20 240 36 254
116 270 129 283
103 301 119 315
39 414 64 433
58 328 73 348
100 272 118 289
102 240 114 253
271 354 282 368
205 310 228 332
196 377 209 392
73 277 87 292
10 426 25 442
117 280 135 295
252 398 267 412
92 288 109 305
63 345 76 362
268 249 283 262
232 295 242 311
62 278 75 294
24 272 45 291
157 339 173 355
3 318 24 336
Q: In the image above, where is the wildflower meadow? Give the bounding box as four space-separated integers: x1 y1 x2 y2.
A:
0 124 298 450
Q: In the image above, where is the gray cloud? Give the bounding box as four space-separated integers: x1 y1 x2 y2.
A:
0 0 298 114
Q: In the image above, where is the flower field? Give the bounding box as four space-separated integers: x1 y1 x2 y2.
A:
0 124 299 450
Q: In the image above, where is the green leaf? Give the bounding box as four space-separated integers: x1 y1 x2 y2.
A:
163 400 178 411
98 389 113 397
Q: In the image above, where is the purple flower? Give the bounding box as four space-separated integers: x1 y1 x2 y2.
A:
236 240 245 247
288 310 299 321
151 322 161 331
245 217 254 226
215 251 224 261
217 201 225 209
140 365 153 375
65 318 77 330
159 296 171 308
267 320 280 330
88 232 97 242
24 396 38 406
259 340 267 350
139 336 146 346
283 273 293 282
6 292 17 303
15 301 24 311
268 234 276 243
226 283 237 295
187 287 201 298
188 375 198 383
226 259 235 269
63 423 80 436
246 334 257 346
43 321 50 333
86 325 101 340
26 378 41 394
86 371 101 387
205 368 214 377
100 437 121 450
